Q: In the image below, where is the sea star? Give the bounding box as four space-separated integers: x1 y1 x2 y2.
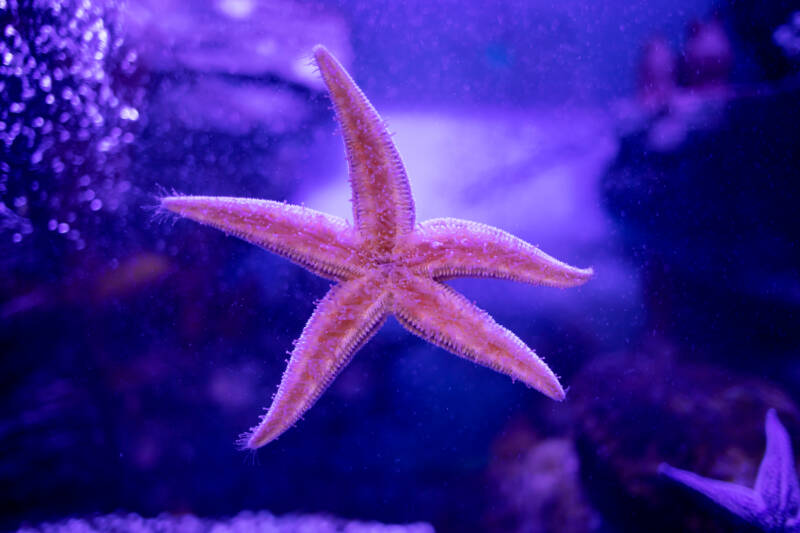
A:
659 409 800 531
161 45 593 449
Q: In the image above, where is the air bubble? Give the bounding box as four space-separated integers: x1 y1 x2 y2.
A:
120 106 139 121
97 138 113 152
1 0 141 249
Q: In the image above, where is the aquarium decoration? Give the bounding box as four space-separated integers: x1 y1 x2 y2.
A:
161 45 593 449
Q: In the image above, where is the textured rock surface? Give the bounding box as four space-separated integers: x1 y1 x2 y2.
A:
484 418 601 533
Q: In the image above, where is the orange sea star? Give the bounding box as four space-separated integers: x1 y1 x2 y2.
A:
161 45 593 449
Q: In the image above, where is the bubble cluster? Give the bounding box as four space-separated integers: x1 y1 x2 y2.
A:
0 0 142 250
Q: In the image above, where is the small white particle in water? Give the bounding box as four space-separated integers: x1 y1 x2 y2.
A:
39 74 52 91
12 233 22 243
45 94 55 104
48 219 57 230
57 222 69 234
90 198 102 211
2 52 12 65
13 196 26 207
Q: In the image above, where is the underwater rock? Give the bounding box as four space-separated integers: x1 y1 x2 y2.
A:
569 340 800 532
603 87 800 360
484 418 601 533
636 36 677 112
150 77 312 136
123 0 351 88
721 0 799 80
123 0 350 136
773 10 800 61
15 511 434 533
679 18 732 89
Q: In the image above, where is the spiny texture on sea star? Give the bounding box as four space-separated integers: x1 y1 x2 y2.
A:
660 409 800 531
161 45 593 449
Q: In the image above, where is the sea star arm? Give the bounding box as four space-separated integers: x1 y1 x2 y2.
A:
659 463 764 523
403 218 593 287
392 275 565 400
161 196 363 281
242 272 390 449
755 409 800 516
313 45 415 254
